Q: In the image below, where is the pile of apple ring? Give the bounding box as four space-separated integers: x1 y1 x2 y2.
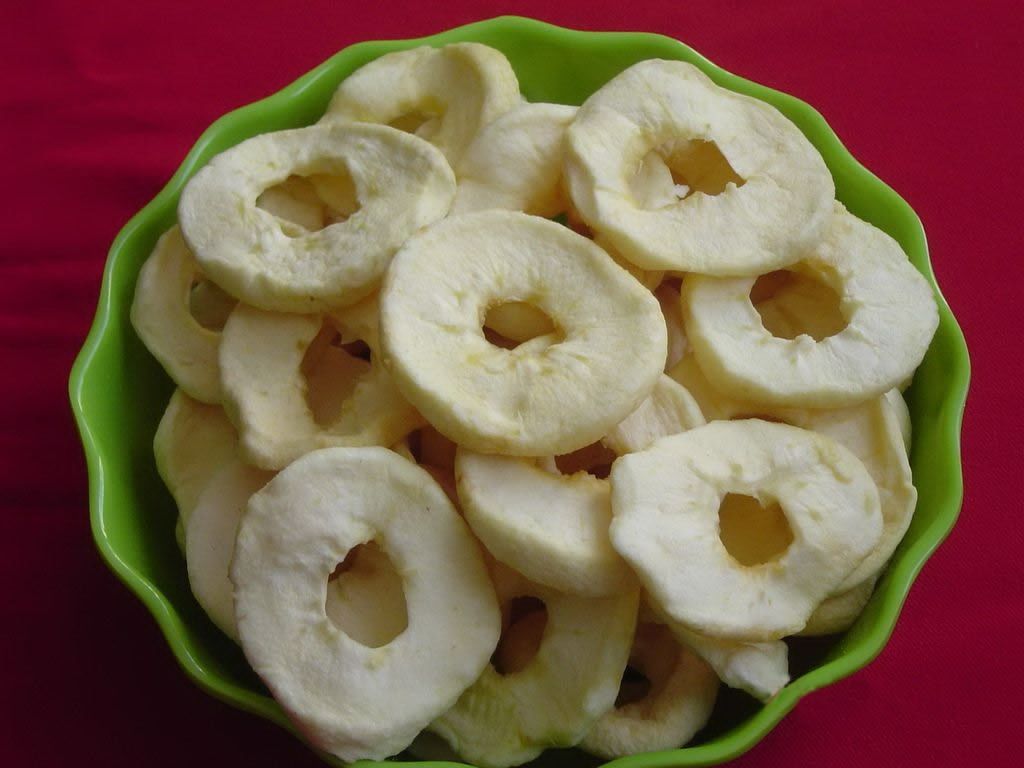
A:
133 44 938 767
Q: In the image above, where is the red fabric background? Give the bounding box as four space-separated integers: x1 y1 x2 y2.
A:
2 1 1020 765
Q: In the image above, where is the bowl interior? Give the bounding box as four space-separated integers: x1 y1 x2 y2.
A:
70 16 969 768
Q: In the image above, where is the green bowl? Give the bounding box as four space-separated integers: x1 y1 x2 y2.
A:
69 15 970 768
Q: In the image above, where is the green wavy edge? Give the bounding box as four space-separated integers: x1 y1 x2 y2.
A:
68 15 970 768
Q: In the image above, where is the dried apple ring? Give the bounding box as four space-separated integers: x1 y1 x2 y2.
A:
610 420 883 641
131 226 235 403
670 353 916 592
629 151 680 210
185 460 273 641
456 375 701 596
322 43 521 165
453 102 577 216
654 280 688 371
456 451 631 597
601 374 704 455
324 541 411 649
749 266 846 341
671 623 788 701
637 588 788 702
406 732 463 763
392 425 459 505
256 172 360 234
594 234 665 292
483 301 558 346
580 622 718 758
565 59 834 274
740 267 913 449
390 439 415 463
254 175 326 233
219 303 424 470
429 563 638 768
154 389 238 527
886 388 913 452
231 447 500 762
799 575 878 636
179 122 455 313
188 460 412 645
391 425 459 472
380 211 667 456
683 205 939 407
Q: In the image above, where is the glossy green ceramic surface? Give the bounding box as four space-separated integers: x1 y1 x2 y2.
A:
69 16 970 767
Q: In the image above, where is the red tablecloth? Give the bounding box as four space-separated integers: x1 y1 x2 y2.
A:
3 1 1019 765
